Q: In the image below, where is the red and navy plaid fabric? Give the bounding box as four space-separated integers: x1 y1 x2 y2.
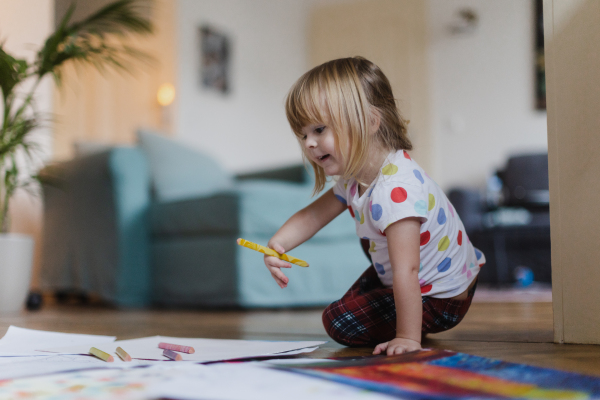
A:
322 265 477 347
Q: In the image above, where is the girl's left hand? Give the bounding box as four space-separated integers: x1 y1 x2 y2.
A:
373 337 421 355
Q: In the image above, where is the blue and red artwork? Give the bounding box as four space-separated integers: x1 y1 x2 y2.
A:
277 349 600 399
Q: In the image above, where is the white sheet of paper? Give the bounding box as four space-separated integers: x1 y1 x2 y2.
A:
147 363 396 400
41 336 325 362
0 354 114 380
0 326 115 356
0 353 191 380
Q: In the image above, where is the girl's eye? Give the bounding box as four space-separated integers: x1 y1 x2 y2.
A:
301 135 307 140
315 126 325 134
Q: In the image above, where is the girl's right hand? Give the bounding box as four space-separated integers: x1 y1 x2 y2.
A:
264 241 292 288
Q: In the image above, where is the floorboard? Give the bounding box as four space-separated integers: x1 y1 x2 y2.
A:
1 300 599 377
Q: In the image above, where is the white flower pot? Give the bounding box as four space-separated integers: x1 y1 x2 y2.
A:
0 234 34 314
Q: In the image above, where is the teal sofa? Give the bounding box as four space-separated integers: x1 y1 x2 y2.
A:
40 132 368 308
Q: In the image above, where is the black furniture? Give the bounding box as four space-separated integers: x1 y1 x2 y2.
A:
448 153 551 285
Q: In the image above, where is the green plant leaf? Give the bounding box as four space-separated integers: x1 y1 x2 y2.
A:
35 0 154 79
1 0 154 231
0 45 29 102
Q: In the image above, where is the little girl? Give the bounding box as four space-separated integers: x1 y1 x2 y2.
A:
264 57 485 355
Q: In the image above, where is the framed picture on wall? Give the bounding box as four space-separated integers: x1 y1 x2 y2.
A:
535 0 546 110
199 25 230 94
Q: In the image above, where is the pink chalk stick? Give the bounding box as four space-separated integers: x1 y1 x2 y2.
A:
159 342 195 354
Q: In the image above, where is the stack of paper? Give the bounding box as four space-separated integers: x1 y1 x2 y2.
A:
0 326 325 380
40 336 325 362
0 326 117 379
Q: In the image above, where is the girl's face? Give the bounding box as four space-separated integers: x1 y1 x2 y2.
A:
301 122 344 176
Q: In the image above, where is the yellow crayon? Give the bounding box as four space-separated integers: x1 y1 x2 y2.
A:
89 347 114 362
115 347 132 362
236 238 309 267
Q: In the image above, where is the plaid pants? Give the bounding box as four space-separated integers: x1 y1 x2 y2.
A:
322 265 477 347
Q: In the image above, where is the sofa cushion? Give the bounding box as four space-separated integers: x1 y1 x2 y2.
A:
150 192 239 236
137 130 234 202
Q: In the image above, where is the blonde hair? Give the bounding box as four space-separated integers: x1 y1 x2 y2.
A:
285 56 412 194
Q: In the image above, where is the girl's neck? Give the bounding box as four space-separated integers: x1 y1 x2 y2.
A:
355 144 390 195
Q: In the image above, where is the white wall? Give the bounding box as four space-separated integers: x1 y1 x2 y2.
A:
428 0 548 190
176 0 310 174
175 0 548 183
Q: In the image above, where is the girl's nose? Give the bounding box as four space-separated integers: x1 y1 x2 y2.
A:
305 134 317 148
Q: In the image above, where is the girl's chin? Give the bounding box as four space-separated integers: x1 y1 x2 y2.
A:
323 166 342 176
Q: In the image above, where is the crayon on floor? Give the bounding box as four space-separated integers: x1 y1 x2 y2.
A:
163 349 182 361
115 347 132 362
236 238 309 267
89 347 114 362
158 342 195 354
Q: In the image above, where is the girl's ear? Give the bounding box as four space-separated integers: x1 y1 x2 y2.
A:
369 109 381 135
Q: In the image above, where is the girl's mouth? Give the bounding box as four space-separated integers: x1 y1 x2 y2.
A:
318 154 330 162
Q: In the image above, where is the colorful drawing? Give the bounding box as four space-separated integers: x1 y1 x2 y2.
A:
278 349 600 399
0 367 180 400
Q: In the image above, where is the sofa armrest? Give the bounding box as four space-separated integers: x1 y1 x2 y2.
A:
40 147 152 307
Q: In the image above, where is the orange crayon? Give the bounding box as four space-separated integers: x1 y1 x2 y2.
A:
236 238 309 267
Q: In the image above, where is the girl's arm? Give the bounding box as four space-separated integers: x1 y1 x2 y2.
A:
373 217 423 355
265 188 346 288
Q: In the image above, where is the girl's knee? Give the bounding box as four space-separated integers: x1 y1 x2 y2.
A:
321 303 375 347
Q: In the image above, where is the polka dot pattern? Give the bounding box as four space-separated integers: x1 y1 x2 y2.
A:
437 257 452 272
414 200 427 216
428 194 435 211
331 148 484 298
475 249 483 260
372 204 383 221
448 201 455 217
437 208 447 225
420 231 430 246
438 236 450 251
413 169 424 184
391 187 408 203
382 164 398 175
335 195 347 206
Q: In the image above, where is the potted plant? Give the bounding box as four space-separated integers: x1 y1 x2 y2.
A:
0 0 153 313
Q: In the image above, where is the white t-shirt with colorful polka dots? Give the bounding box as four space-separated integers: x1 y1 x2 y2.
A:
332 149 485 298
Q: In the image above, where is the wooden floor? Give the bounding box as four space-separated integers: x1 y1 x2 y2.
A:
1 299 599 377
